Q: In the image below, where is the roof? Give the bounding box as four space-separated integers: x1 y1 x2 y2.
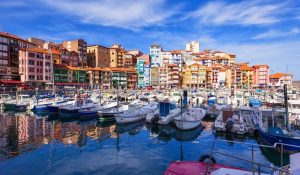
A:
240 65 254 71
23 48 50 54
54 64 68 69
0 31 29 42
168 64 178 67
170 50 183 54
252 64 269 68
0 80 25 84
66 66 85 71
190 63 202 67
270 73 291 79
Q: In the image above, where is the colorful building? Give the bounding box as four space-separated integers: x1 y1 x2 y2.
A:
150 66 159 88
137 59 146 88
182 63 206 88
0 32 36 81
62 39 87 66
239 64 254 89
150 44 162 66
136 54 150 88
159 66 168 89
19 48 52 86
168 64 180 88
54 64 87 87
252 65 269 88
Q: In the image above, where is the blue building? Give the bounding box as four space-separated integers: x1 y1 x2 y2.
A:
137 54 151 88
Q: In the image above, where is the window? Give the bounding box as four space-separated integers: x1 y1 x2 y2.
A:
29 60 35 65
0 59 8 66
28 53 35 57
29 75 35 80
29 68 35 72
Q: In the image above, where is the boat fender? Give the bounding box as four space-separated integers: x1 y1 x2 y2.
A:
198 154 216 164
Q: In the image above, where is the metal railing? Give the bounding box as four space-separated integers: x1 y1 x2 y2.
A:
204 139 299 175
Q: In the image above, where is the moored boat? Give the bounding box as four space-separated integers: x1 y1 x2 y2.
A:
173 107 206 130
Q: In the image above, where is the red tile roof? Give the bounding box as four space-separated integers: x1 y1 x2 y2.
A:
270 73 291 79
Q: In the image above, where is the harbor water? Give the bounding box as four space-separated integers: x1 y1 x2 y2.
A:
0 111 289 175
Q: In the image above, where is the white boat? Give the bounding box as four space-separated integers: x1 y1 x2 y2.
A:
99 101 118 111
47 100 75 113
59 98 97 116
146 101 181 125
173 107 206 130
3 95 32 110
0 94 11 104
116 103 157 124
98 105 129 120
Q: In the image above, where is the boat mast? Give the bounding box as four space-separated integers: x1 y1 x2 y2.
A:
284 84 289 130
284 65 289 130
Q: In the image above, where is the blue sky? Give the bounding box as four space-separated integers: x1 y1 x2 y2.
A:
1 0 300 79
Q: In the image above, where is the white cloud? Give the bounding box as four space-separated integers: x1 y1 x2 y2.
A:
189 1 287 26
40 0 178 30
217 41 300 79
252 28 300 39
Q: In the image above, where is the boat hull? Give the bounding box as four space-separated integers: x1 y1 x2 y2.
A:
174 119 202 130
257 127 300 152
115 114 146 124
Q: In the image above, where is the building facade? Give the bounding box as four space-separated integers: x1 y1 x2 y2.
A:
19 48 52 86
150 44 162 66
269 73 293 87
252 65 269 88
0 32 36 81
87 45 110 67
185 41 200 53
62 39 87 66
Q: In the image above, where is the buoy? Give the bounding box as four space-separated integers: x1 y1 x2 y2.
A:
198 154 216 164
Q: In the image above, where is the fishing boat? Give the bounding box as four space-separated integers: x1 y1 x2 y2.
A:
256 108 300 152
173 107 206 130
146 101 181 125
256 85 300 152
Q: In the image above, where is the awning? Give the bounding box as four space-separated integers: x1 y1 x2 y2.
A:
54 82 88 86
0 80 25 85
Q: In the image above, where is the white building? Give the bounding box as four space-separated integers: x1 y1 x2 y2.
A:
185 41 200 53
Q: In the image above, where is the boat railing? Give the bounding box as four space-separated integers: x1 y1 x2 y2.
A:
205 139 296 175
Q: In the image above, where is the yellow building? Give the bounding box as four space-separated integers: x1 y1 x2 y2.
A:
183 63 206 88
240 64 254 89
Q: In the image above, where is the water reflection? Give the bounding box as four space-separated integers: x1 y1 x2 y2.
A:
0 111 288 175
0 112 118 162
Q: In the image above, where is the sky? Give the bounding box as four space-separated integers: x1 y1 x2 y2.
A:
1 0 300 79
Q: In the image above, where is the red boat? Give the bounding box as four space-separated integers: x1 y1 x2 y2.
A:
164 161 267 175
164 139 292 175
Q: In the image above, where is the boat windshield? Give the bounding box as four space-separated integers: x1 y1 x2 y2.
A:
0 94 9 98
